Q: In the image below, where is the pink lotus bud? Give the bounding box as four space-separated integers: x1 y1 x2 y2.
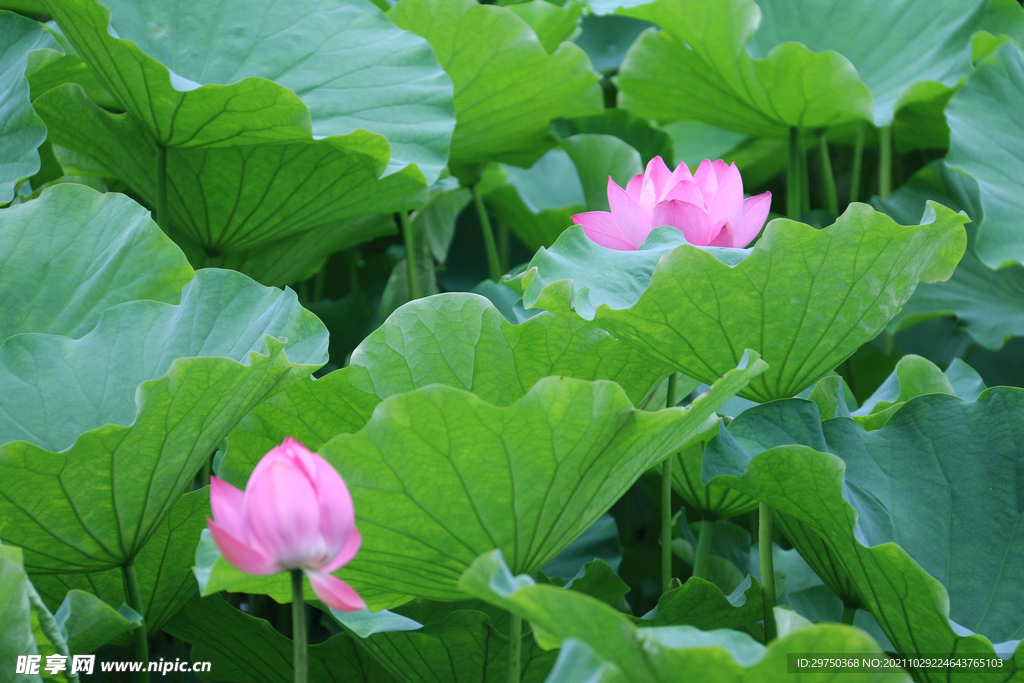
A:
208 437 365 612
572 156 772 250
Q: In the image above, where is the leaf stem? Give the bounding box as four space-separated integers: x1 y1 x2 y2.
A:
817 131 838 216
507 612 522 683
758 503 778 642
472 184 502 282
799 135 810 216
662 373 678 594
173 636 186 683
841 605 857 625
291 570 308 683
123 561 149 682
398 210 421 301
346 249 365 307
498 222 510 275
692 518 715 580
849 122 865 205
155 144 168 231
878 125 892 199
312 268 326 303
787 127 802 220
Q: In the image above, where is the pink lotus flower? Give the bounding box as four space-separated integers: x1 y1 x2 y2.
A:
208 437 365 612
572 157 771 250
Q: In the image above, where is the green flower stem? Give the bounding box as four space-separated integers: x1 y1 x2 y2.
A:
691 518 715 580
800 135 810 216
173 636 186 683
312 268 326 303
787 127 802 220
758 503 778 642
345 249 365 307
123 561 149 683
662 373 678 594
849 121 865 205
817 131 839 216
200 459 211 488
155 143 168 231
841 605 857 625
398 210 421 301
508 612 522 683
498 221 510 276
291 570 308 683
878 125 893 199
472 184 502 282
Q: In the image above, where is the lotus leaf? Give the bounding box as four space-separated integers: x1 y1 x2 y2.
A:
35 0 455 263
0 10 55 203
874 160 1024 349
0 184 191 342
388 0 603 169
613 0 1024 141
460 550 908 683
703 391 1024 680
947 40 1024 268
507 203 966 401
0 190 327 573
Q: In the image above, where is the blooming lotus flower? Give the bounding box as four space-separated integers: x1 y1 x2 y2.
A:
572 156 771 250
208 437 365 611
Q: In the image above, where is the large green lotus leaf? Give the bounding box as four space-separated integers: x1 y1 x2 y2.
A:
947 41 1024 268
0 268 328 573
460 550 908 683
219 292 671 485
388 0 603 169
33 84 428 259
164 595 396 683
508 203 966 402
851 355 985 430
613 0 1024 138
213 353 765 603
743 0 1024 129
32 488 208 646
703 392 1024 679
39 0 453 177
321 366 764 601
0 184 192 343
874 160 1024 349
0 10 55 203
